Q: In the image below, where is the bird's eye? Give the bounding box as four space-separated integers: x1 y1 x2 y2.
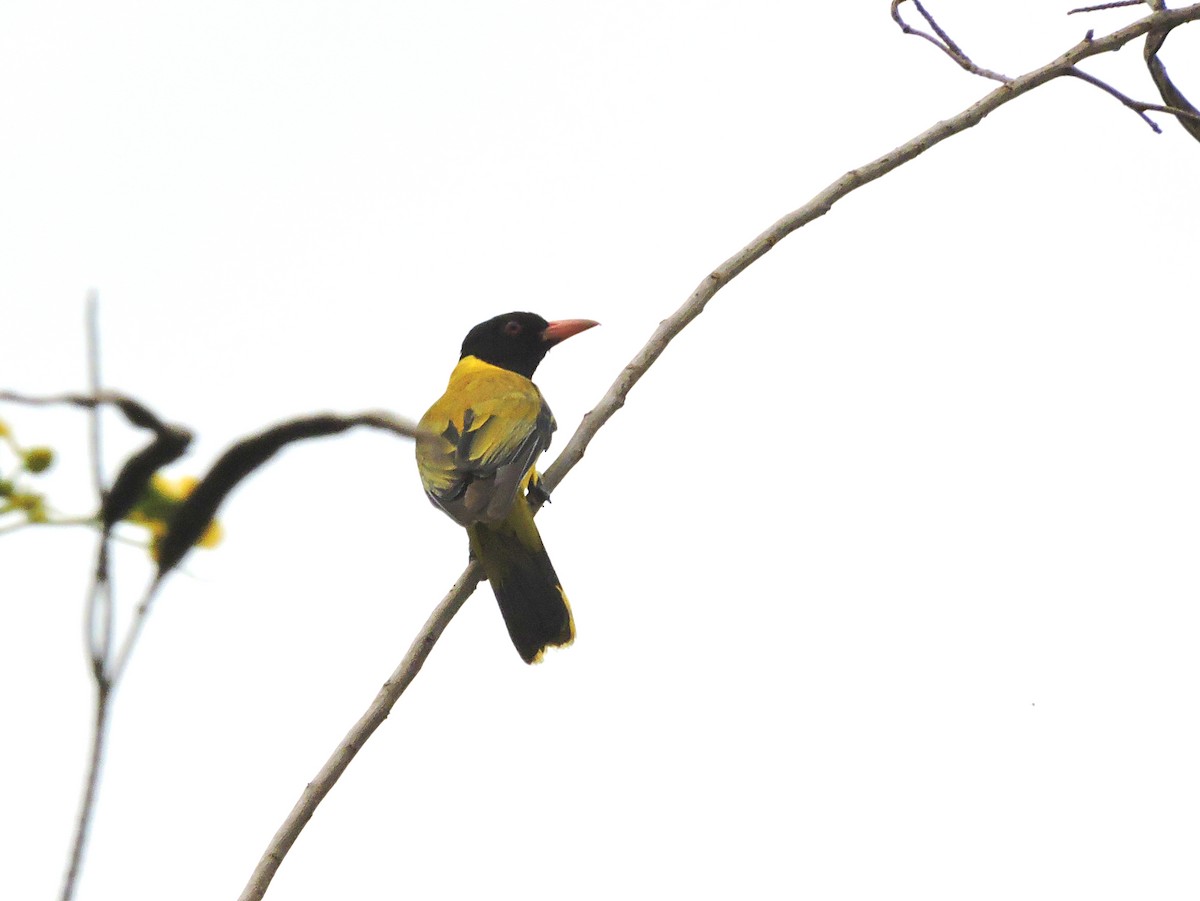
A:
503 320 522 336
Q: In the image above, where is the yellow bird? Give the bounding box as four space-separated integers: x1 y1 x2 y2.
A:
416 312 599 663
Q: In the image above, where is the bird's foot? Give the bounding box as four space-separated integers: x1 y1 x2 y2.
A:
527 480 551 507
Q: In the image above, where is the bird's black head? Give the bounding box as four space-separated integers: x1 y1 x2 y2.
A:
460 312 598 379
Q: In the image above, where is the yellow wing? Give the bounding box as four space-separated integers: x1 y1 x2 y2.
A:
416 355 555 526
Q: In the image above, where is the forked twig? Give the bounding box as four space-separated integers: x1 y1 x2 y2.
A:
896 0 1200 135
1068 66 1200 132
890 0 1011 82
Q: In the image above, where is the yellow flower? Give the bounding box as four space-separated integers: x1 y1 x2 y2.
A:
124 474 222 558
2 491 47 522
23 446 54 473
152 474 198 502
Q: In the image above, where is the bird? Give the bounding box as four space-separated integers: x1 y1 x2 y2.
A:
416 312 599 663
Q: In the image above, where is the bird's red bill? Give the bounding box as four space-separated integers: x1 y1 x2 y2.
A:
540 319 599 345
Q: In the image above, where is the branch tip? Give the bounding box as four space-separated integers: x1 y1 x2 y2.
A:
1069 0 1145 13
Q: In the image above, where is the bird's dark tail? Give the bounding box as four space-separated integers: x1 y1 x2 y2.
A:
468 498 574 664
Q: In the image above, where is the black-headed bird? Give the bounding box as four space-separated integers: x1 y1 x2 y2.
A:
416 312 599 663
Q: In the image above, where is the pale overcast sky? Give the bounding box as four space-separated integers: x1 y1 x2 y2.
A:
4 3 1200 899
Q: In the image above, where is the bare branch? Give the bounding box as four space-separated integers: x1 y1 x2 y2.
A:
237 564 483 901
0 516 97 537
61 693 110 901
0 392 423 584
891 0 1011 82
1068 66 1200 131
236 5 1200 898
84 294 111 658
1070 68 1161 130
1069 0 1146 14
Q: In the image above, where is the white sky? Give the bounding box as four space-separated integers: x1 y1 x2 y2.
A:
4 2 1200 899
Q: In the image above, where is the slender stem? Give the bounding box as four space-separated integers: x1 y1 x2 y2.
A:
60 680 112 901
108 581 162 687
237 565 483 901
84 292 113 673
0 516 96 536
1068 0 1145 13
85 293 104 508
60 291 115 901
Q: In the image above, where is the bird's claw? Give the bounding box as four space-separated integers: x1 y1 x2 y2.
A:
527 481 551 506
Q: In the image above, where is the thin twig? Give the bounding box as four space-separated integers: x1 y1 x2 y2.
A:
236 5 1200 899
1069 0 1146 13
61 693 111 901
83 580 110 680
107 583 161 687
85 293 114 676
61 292 114 901
1071 67 1164 130
85 292 105 499
1069 66 1200 130
0 516 98 536
895 0 1200 136
913 0 971 59
891 0 1011 82
1 390 145 411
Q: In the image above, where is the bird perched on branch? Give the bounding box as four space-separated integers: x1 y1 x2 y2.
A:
416 312 599 663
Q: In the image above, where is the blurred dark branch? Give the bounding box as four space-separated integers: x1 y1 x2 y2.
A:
8 370 195 901
109 410 424 683
4 379 423 900
154 411 424 583
0 387 194 532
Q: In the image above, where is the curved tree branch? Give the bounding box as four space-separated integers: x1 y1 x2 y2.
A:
237 5 1200 899
1145 9 1200 142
